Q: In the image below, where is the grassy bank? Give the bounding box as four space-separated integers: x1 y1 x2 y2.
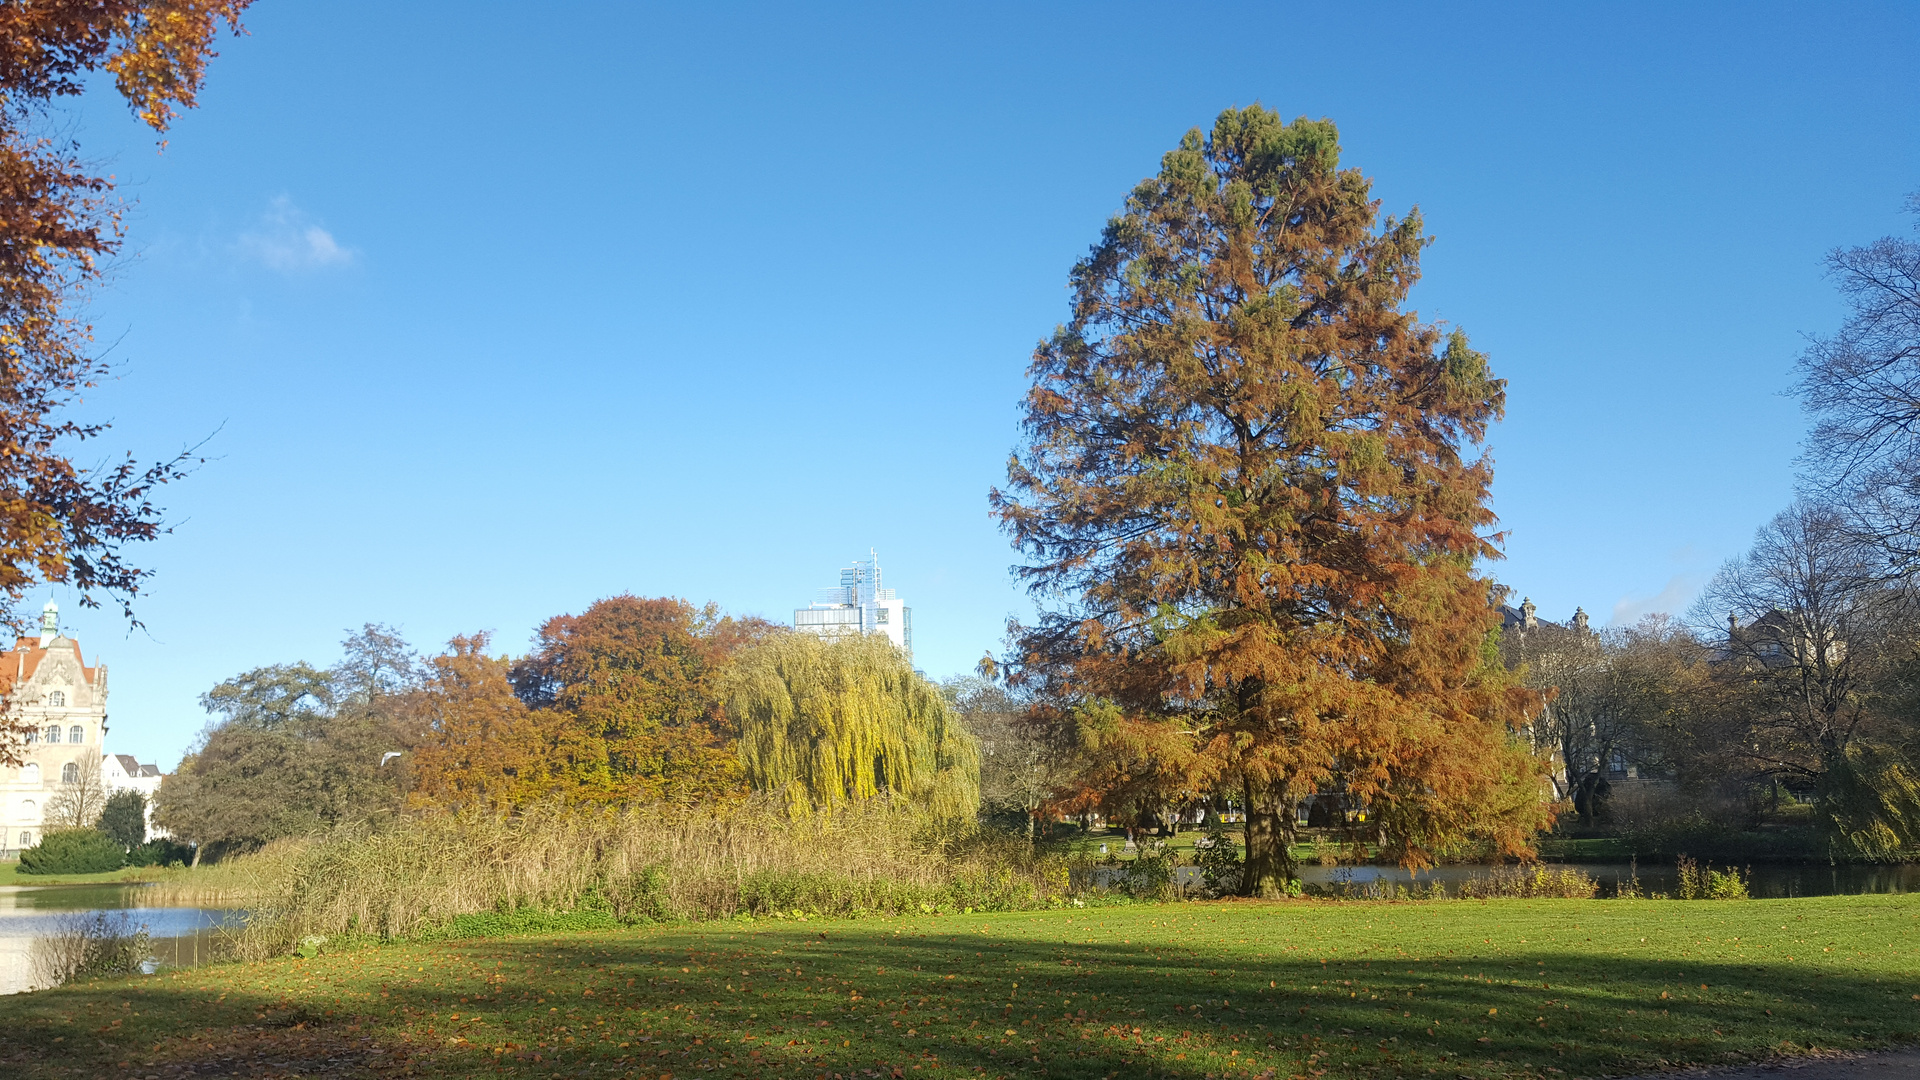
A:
2 896 1914 1079
0 860 263 904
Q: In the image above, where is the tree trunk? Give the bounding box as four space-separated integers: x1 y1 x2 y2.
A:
1240 777 1297 897
190 842 202 869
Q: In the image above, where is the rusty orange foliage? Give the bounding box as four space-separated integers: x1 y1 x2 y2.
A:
0 2 250 762
992 107 1552 894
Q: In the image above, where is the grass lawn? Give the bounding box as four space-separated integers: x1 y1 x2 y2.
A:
1 896 1915 1079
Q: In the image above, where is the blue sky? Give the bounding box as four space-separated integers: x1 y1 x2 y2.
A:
42 2 1918 767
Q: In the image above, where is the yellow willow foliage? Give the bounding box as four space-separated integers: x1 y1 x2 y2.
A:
725 632 979 821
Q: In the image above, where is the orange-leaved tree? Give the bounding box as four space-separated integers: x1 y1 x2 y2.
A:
508 595 775 806
991 106 1551 895
0 2 251 763
408 633 552 812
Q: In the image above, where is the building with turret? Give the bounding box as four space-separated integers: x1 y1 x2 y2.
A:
0 601 164 857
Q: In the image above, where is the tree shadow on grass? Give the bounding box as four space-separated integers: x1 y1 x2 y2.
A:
0 919 1914 1079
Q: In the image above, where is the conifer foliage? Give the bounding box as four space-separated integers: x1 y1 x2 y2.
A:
726 631 980 821
992 106 1549 894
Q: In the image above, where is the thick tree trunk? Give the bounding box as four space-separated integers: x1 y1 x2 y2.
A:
1240 777 1297 897
190 842 202 869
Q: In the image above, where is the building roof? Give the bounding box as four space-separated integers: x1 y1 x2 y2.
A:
0 634 97 694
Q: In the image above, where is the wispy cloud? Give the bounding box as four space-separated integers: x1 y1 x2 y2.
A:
1610 574 1698 625
237 197 355 271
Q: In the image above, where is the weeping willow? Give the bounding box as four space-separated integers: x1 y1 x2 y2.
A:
725 632 980 821
1820 743 1920 858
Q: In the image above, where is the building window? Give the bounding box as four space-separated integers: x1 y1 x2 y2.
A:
21 763 38 784
16 832 27 847
68 725 82 744
22 727 35 744
43 724 60 743
48 691 64 707
61 762 78 785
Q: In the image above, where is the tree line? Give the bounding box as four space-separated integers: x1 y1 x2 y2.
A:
153 599 981 861
1501 193 1920 855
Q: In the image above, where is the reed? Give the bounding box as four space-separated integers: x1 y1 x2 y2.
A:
214 795 1072 959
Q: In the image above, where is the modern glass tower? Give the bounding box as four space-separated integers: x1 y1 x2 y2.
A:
794 549 911 659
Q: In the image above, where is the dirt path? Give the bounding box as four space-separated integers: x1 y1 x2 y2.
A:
1635 1047 1920 1078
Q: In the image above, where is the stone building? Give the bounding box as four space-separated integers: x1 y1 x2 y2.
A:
0 601 164 856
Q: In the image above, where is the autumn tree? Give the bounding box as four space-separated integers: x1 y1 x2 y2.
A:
509 595 773 806
0 3 251 761
408 632 547 812
726 631 980 821
992 106 1550 895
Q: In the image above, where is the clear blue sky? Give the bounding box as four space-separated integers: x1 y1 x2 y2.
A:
44 2 1918 767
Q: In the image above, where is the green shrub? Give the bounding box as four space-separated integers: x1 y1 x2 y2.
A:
19 829 127 875
128 838 195 868
1193 828 1243 896
606 864 675 923
1119 848 1178 901
413 907 626 942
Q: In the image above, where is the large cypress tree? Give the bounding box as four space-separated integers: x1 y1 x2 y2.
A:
992 106 1549 895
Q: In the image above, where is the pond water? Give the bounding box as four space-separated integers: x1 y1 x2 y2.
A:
1299 860 1920 898
0 884 239 995
1107 860 1920 898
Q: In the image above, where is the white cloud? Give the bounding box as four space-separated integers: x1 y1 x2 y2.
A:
237 197 355 271
1610 574 1698 626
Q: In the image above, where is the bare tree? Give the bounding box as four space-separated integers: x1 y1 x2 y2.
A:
1504 611 1693 822
1795 192 1920 575
42 753 108 830
1691 502 1919 850
946 675 1069 837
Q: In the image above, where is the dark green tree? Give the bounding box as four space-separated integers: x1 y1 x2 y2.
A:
97 788 148 851
155 629 421 861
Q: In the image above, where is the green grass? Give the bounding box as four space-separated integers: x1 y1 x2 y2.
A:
0 863 162 887
2 897 1916 1079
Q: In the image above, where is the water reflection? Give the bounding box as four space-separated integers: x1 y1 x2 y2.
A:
0 885 238 994
1295 861 1920 898
1104 861 1920 898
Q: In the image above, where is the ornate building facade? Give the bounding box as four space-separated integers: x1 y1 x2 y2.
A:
0 601 161 857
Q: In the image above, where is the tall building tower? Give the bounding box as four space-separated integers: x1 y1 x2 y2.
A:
793 549 911 659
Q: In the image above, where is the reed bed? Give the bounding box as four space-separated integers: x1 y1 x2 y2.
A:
217 796 1073 959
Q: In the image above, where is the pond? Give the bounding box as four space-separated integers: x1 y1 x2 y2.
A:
1102 860 1920 898
0 884 239 994
1300 860 1920 898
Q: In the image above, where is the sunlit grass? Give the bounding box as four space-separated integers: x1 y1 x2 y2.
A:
1 895 1915 1078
